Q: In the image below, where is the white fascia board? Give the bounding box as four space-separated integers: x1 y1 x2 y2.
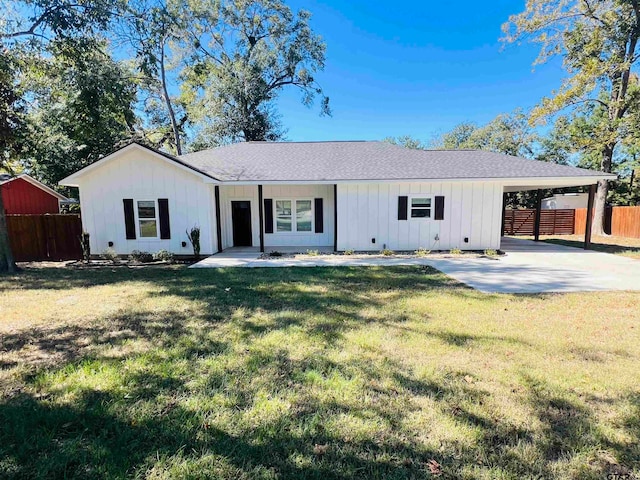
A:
59 143 220 187
215 175 614 186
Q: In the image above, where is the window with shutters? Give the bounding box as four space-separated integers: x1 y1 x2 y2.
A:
274 199 314 233
410 196 433 219
137 200 158 237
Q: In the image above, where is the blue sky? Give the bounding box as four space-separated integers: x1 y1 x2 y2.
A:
276 0 565 142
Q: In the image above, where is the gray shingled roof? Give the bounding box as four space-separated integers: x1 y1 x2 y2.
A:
178 141 613 182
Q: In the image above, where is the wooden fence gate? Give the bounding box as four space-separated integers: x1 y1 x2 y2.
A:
6 214 83 261
503 209 575 236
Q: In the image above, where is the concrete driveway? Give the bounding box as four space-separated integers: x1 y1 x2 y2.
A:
191 238 640 294
428 237 640 294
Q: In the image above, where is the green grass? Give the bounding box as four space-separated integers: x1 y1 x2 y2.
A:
1 266 639 479
528 234 640 259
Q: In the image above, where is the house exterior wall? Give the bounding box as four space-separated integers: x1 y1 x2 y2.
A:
219 184 335 249
76 148 216 255
1 178 60 214
336 181 504 251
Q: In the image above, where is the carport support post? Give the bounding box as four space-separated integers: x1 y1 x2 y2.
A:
500 192 507 236
584 183 596 250
258 185 264 253
533 189 543 242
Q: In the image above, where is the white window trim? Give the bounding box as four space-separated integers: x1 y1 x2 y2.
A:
273 198 315 234
134 199 161 240
409 194 434 221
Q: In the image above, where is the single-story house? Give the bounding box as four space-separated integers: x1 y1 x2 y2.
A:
59 141 615 256
1 173 68 214
542 192 589 210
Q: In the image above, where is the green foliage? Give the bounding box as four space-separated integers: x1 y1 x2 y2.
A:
268 250 282 257
380 248 394 256
129 250 153 263
305 249 319 256
449 248 462 255
153 249 175 263
182 0 329 143
415 248 431 257
101 247 119 263
186 226 201 260
483 249 498 257
343 249 355 255
21 39 138 188
383 135 428 150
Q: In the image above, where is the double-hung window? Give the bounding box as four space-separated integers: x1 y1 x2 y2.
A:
410 197 432 219
137 200 158 237
275 199 313 232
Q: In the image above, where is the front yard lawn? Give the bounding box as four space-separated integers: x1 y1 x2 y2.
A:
536 234 640 259
1 266 639 479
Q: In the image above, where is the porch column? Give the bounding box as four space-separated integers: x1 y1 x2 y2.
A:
258 185 264 253
584 183 596 250
500 192 507 237
214 186 222 253
333 184 338 252
533 189 543 241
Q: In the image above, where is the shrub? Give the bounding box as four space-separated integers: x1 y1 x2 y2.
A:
129 250 153 263
101 248 119 264
79 232 90 263
186 226 201 260
449 248 462 255
483 249 498 257
381 248 394 256
415 248 431 257
306 249 319 256
343 249 355 255
153 249 175 263
269 251 282 257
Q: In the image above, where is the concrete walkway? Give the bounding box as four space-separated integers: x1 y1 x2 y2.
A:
190 238 640 294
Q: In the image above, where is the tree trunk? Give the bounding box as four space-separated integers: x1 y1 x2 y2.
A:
592 145 614 236
159 39 182 155
0 191 17 273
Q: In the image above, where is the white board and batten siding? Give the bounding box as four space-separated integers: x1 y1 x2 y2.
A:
77 148 217 255
336 182 504 251
219 184 335 249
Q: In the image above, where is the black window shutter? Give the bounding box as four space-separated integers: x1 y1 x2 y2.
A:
158 198 171 239
123 199 136 239
314 198 324 233
264 198 273 234
398 196 408 220
434 196 445 220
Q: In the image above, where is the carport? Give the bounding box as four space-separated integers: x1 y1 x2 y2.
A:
500 174 614 250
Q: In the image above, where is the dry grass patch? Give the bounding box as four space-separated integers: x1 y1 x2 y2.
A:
0 266 638 479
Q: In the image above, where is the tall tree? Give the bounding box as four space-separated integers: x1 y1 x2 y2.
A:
22 38 138 188
124 1 188 154
0 51 24 272
182 0 330 144
503 0 640 235
0 0 127 271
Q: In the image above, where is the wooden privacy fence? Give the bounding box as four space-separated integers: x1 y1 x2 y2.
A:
503 209 575 236
6 214 83 261
575 206 640 238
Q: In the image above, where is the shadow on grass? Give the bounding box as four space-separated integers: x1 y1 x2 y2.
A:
1 266 636 478
543 238 640 257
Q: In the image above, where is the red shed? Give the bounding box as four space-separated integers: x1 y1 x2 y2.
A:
1 174 68 214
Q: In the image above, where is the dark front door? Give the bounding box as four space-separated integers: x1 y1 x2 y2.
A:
231 201 252 246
